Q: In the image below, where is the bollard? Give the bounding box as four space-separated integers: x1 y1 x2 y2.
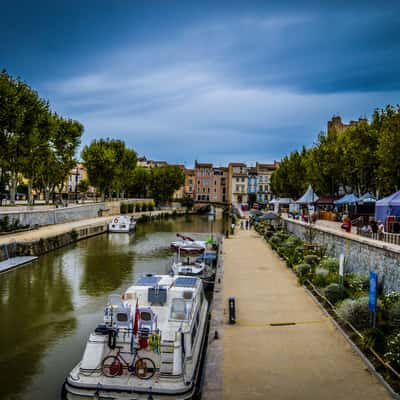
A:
228 297 236 324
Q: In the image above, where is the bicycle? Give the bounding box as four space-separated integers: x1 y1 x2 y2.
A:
102 345 156 380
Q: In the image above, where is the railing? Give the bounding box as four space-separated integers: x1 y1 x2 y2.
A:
358 231 400 246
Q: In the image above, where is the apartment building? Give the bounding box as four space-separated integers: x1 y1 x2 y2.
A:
228 163 248 204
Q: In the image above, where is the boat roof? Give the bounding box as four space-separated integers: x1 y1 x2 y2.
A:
122 275 204 341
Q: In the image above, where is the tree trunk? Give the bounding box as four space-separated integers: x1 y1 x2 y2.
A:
27 179 33 206
9 170 17 205
44 186 50 204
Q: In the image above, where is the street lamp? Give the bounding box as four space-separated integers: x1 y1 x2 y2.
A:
75 166 79 204
208 205 216 243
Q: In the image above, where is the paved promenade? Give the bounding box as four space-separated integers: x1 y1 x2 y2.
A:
223 229 390 400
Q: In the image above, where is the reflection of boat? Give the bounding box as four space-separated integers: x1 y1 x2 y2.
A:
64 275 209 400
170 233 206 253
108 215 136 233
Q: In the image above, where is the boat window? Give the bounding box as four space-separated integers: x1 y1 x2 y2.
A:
117 313 128 322
140 311 152 321
183 291 193 300
170 298 187 320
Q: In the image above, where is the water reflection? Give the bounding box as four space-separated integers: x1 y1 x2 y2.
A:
0 215 224 400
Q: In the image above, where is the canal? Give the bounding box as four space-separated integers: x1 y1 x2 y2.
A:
0 215 223 400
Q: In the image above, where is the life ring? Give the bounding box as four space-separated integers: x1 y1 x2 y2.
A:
113 218 119 224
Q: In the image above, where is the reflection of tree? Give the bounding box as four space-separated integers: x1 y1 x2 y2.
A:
0 255 75 399
80 234 134 296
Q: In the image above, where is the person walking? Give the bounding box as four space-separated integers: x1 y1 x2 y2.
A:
240 220 244 230
245 220 249 230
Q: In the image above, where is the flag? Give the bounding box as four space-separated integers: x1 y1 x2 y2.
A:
133 299 140 335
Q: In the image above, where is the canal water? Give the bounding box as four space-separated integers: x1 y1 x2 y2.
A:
0 215 224 400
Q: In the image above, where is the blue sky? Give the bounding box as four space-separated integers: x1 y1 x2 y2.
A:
2 1 400 166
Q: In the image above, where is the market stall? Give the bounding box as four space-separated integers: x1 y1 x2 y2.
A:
375 191 400 233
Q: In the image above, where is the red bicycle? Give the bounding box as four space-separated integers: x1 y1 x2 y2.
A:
102 346 156 380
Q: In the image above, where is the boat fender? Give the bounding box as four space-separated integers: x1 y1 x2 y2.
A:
108 329 117 349
113 217 119 224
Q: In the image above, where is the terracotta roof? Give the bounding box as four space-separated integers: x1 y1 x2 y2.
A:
195 161 213 168
229 162 247 167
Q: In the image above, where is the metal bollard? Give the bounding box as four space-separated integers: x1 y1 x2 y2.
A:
228 297 236 324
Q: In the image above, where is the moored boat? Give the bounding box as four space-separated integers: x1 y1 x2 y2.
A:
63 274 209 399
170 233 206 253
108 215 136 233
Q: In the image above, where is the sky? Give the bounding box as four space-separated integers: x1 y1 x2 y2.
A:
1 1 400 166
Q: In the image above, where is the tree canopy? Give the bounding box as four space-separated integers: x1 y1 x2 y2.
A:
271 105 400 199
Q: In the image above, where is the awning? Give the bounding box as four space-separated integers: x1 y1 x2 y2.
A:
296 185 319 204
334 193 359 205
358 192 376 203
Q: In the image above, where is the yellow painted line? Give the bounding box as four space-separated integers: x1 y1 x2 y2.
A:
235 319 325 327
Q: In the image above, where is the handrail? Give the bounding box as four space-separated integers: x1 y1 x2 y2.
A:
306 279 400 380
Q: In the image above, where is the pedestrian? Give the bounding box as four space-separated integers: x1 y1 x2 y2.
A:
231 222 235 235
240 220 244 230
371 220 378 234
245 220 249 230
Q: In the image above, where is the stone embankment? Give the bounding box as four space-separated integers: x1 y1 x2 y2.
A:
283 217 400 293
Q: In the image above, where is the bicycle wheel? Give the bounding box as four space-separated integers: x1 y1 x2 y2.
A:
102 356 123 377
134 357 156 380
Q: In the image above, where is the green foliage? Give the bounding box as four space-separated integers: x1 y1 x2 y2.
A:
312 267 330 287
135 202 142 212
319 257 339 272
270 106 400 197
360 328 385 352
303 254 320 266
387 302 400 329
385 331 400 369
77 179 89 193
81 138 136 199
294 263 311 276
344 273 369 295
142 202 148 212
120 203 128 214
276 235 303 267
181 195 194 211
0 216 28 232
324 283 345 304
269 231 289 249
337 296 372 330
382 292 400 310
127 203 134 213
149 166 185 205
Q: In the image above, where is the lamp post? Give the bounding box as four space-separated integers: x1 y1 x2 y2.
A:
208 205 216 242
75 166 79 204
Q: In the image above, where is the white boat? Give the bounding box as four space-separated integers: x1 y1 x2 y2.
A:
170 234 206 253
63 274 209 400
171 258 206 276
108 215 136 233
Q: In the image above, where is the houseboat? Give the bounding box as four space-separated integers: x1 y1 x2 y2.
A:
108 215 136 233
63 274 209 399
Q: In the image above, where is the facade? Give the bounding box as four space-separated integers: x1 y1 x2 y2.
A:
228 163 248 205
65 163 96 197
184 168 195 199
255 162 279 203
137 156 168 168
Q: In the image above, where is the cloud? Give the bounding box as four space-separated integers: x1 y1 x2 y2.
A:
40 8 400 165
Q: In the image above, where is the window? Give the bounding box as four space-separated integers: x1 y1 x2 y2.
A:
214 180 217 185
236 177 239 182
197 180 200 185
189 186 192 192
236 185 240 192
214 188 217 192
241 177 245 182
208 188 210 193
259 176 263 182
259 185 263 192
204 179 209 186
170 298 187 320
189 179 193 185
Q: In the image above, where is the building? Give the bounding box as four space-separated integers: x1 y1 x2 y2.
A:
255 162 279 203
137 156 168 168
228 163 248 205
184 168 195 199
65 163 96 197
327 116 368 135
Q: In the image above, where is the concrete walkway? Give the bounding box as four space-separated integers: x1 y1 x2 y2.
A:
223 229 390 400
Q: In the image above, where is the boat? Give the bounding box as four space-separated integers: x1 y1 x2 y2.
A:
63 274 209 400
108 215 136 233
170 233 206 253
171 256 206 276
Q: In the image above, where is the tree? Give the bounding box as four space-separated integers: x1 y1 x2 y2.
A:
81 139 136 200
127 167 150 198
149 166 185 204
77 179 89 193
375 106 400 196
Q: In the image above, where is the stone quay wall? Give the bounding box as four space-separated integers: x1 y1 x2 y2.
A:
0 199 154 227
283 217 400 294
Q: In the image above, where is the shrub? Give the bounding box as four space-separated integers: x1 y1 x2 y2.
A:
388 302 400 329
385 331 400 369
127 203 134 213
319 257 339 272
142 203 148 212
360 328 385 352
337 296 371 330
303 254 319 266
135 202 142 212
382 292 400 310
344 273 369 294
324 283 345 304
148 200 155 211
294 263 311 277
312 267 330 287
120 203 128 214
269 231 288 249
